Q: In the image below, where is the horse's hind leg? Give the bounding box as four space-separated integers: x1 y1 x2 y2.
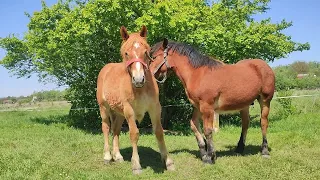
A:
112 114 125 162
259 97 271 157
124 105 142 174
190 108 207 161
100 106 112 164
149 102 174 171
235 106 250 154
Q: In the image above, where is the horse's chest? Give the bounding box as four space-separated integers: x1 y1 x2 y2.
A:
131 93 152 120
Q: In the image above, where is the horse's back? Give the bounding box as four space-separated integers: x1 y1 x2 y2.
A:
237 59 275 99
208 59 274 111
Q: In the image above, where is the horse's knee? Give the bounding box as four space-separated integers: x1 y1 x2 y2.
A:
102 122 110 133
129 128 139 142
204 127 213 137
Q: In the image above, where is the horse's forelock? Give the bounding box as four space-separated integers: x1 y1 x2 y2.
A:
120 33 150 59
150 41 165 56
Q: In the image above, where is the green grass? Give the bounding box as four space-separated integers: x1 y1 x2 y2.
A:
1 98 320 179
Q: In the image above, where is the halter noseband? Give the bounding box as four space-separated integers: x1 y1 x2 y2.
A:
152 48 170 83
126 58 148 69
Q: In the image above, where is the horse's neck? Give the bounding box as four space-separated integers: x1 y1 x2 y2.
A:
171 54 198 89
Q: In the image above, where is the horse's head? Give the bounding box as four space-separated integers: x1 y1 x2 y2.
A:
150 38 172 83
120 25 153 88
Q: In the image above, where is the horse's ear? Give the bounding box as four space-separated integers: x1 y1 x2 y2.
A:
120 26 129 41
140 25 147 37
163 38 168 49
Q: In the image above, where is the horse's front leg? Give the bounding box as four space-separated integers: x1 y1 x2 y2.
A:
189 108 207 161
149 102 175 171
99 106 112 164
200 103 216 164
111 114 125 162
124 105 141 174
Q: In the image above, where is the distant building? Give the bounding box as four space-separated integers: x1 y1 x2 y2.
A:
31 96 38 103
297 74 309 79
2 99 14 104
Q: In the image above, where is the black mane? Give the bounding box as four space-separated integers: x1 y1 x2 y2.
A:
151 41 223 68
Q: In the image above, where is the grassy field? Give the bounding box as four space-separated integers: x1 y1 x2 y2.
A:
0 101 70 112
1 92 320 179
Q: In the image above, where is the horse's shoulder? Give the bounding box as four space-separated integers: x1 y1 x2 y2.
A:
99 62 126 76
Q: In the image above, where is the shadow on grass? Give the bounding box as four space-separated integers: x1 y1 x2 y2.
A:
30 115 69 125
170 144 272 160
29 114 102 134
120 146 165 174
29 114 178 136
220 114 261 128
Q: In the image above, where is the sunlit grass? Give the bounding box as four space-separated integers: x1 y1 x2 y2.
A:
1 90 320 179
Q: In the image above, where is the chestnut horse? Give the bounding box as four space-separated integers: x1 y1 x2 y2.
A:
150 39 275 164
96 27 174 174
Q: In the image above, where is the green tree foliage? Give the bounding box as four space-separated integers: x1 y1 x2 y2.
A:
0 90 66 104
0 0 310 131
32 90 67 101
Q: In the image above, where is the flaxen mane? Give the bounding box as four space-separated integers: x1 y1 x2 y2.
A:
151 41 224 68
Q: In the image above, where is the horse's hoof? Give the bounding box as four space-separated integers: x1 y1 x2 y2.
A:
262 154 271 159
132 168 142 175
166 163 175 171
202 155 213 164
114 157 124 163
203 159 213 164
104 159 112 164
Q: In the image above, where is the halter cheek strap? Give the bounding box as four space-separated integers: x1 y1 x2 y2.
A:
152 48 170 75
152 48 171 83
126 58 148 69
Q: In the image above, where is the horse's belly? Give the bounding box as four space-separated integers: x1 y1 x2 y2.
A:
215 109 240 114
214 95 255 112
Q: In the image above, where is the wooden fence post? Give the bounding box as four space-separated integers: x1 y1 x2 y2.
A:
214 112 219 132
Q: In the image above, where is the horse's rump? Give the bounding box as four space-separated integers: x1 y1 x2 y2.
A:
236 59 275 99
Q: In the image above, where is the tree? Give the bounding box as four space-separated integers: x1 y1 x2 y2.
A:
291 61 309 74
0 0 310 131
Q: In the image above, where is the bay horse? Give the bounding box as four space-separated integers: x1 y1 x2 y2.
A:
150 39 275 164
96 27 174 174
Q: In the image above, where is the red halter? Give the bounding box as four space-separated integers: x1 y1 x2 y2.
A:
126 58 148 69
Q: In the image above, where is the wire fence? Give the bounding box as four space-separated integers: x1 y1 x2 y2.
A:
0 94 319 112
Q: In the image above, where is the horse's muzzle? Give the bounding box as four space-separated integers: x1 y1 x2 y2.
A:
132 75 145 88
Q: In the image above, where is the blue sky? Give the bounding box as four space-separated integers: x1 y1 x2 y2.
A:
0 0 319 97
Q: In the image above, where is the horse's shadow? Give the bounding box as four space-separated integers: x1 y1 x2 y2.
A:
170 144 272 159
120 146 166 174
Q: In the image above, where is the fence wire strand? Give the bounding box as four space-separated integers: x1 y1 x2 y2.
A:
0 94 319 112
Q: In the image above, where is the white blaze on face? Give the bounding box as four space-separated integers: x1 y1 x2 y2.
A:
136 61 141 71
133 43 140 58
134 42 140 49
132 61 144 78
131 42 145 84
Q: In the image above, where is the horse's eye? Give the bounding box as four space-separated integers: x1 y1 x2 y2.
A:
125 52 128 56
